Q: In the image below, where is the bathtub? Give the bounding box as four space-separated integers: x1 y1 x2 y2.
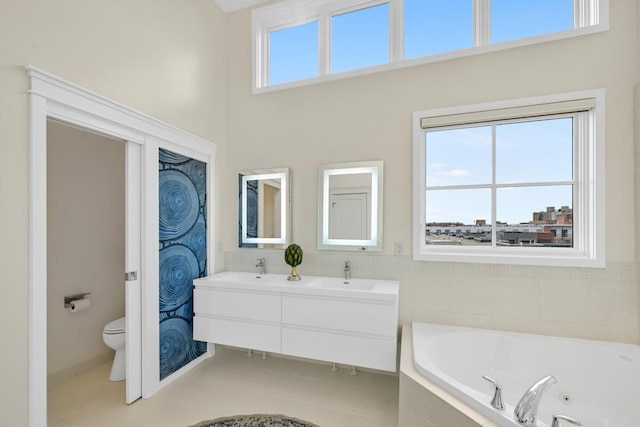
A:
410 322 640 427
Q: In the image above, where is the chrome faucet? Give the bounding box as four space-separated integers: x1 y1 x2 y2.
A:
255 258 265 275
482 375 505 410
343 261 351 280
551 414 582 427
514 375 557 426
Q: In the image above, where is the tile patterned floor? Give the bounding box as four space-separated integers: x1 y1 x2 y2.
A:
48 347 399 427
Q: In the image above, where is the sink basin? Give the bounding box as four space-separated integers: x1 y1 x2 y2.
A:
307 277 376 291
214 272 276 285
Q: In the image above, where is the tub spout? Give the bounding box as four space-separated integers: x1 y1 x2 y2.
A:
514 375 557 426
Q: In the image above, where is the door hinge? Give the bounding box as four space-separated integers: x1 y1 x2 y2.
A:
125 271 138 281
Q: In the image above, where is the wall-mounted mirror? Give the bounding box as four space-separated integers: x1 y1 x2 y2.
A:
239 168 290 248
318 161 383 251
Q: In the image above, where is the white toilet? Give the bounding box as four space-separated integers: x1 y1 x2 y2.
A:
103 317 126 382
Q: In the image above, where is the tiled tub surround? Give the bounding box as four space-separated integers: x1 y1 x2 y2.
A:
410 322 640 426
399 324 497 427
225 252 638 344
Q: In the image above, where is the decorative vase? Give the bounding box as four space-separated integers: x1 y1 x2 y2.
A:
288 265 300 281
284 243 303 281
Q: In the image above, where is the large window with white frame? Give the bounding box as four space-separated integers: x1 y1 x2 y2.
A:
412 90 605 267
252 0 608 92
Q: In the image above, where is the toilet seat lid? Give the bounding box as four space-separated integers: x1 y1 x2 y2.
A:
104 317 125 334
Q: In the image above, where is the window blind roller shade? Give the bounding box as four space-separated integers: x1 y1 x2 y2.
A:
420 98 595 129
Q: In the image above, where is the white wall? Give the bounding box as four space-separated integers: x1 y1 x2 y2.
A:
636 0 640 345
0 0 637 423
47 121 125 385
0 1 227 424
224 1 639 344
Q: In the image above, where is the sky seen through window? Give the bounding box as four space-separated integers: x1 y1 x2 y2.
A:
268 1 576 234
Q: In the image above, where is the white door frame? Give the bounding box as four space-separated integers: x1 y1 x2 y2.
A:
28 66 217 427
125 142 142 404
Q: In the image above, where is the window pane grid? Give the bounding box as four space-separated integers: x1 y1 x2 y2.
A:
404 0 473 59
269 21 320 85
423 117 575 249
331 3 390 74
256 0 600 88
490 119 496 245
413 90 603 266
492 0 575 44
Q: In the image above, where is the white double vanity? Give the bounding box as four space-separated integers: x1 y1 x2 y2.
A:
193 271 399 372
205 160 399 371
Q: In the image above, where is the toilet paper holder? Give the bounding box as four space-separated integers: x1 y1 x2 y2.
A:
64 293 91 308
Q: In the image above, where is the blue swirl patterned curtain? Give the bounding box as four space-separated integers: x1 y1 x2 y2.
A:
158 148 207 380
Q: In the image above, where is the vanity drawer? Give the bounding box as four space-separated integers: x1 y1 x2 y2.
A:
194 288 281 322
282 327 396 372
193 316 281 353
282 296 397 337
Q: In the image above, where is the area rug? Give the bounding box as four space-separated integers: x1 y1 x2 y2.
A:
189 414 320 427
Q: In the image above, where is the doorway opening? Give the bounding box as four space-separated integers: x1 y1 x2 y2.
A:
46 121 130 421
47 120 126 382
29 65 216 427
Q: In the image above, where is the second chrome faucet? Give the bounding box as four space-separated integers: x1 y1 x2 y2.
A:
482 375 505 410
255 258 265 276
343 261 351 281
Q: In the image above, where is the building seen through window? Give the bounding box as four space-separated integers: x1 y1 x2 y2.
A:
425 205 573 248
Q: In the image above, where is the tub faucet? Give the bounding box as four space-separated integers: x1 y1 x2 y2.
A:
255 258 265 276
343 261 351 280
514 375 557 426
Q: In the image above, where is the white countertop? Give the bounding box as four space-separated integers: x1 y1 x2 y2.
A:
194 271 399 303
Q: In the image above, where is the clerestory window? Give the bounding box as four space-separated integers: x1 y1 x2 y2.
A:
252 0 608 92
412 90 605 267
269 21 319 86
331 3 390 74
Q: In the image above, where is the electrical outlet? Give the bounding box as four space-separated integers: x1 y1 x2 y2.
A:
394 241 404 255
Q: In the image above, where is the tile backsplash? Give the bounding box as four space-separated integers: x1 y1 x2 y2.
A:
225 251 638 344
